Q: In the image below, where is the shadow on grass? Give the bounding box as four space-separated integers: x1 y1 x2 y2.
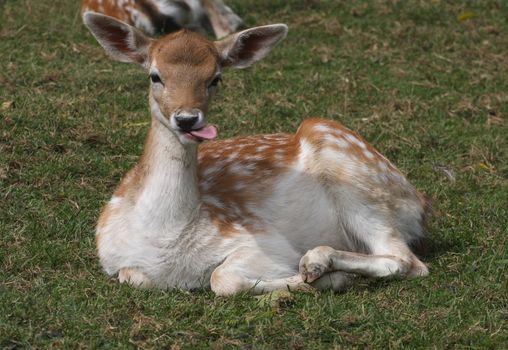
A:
420 236 463 260
410 234 462 262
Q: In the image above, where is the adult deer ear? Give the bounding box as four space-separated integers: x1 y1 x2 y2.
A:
215 24 288 69
83 11 153 67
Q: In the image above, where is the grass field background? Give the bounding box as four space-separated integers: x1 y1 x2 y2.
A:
1 0 507 348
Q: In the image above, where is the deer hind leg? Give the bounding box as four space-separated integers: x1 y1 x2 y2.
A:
299 206 428 282
118 267 154 288
300 243 428 283
299 182 428 282
210 248 313 296
300 246 408 282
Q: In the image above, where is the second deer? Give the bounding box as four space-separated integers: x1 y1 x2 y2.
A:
81 0 244 38
84 12 430 295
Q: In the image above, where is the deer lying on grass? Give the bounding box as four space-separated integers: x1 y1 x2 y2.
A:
81 0 243 38
84 12 430 296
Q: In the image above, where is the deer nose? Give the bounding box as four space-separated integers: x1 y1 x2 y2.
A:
174 110 201 131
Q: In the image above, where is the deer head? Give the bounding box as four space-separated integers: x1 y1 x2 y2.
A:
83 12 288 145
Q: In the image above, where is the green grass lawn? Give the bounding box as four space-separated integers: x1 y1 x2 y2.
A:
1 0 507 348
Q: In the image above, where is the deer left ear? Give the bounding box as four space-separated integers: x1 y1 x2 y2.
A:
215 24 288 69
83 11 153 66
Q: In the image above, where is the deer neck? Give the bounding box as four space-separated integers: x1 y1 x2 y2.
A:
134 114 201 230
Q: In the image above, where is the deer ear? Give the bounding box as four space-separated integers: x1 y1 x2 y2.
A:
215 24 288 69
83 11 153 66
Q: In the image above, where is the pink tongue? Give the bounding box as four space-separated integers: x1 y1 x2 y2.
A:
189 125 218 140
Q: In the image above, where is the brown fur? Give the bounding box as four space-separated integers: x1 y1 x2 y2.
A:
82 0 243 38
83 0 132 23
197 133 298 234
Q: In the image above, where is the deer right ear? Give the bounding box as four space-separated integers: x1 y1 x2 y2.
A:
83 12 153 66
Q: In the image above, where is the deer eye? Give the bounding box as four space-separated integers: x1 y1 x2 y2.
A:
209 76 221 88
150 73 162 85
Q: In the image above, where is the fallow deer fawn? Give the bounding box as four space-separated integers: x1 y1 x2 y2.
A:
81 0 244 38
84 12 429 296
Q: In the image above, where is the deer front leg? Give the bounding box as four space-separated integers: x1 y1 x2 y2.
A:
299 246 417 283
118 267 154 288
210 249 313 296
309 271 354 292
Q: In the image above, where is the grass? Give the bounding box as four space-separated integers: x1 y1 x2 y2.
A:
1 0 507 348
